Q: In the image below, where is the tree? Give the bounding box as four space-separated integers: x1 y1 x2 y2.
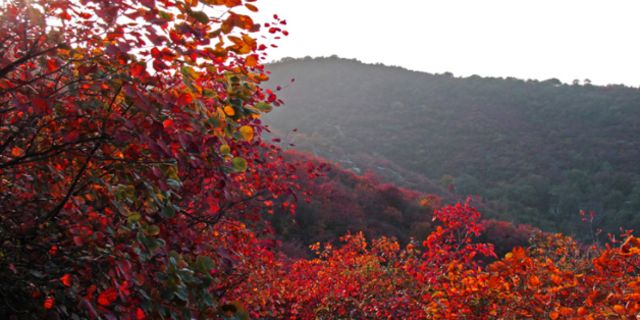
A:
0 0 293 318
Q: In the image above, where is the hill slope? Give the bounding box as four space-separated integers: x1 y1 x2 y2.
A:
270 151 536 258
264 56 640 237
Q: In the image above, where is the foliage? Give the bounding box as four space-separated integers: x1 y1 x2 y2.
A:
230 201 640 319
0 0 294 318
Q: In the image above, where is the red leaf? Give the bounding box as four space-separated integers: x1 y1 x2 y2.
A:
86 284 97 298
46 59 59 72
60 274 72 287
169 30 182 43
136 307 145 320
177 93 192 106
152 59 166 72
59 11 71 20
131 63 145 78
73 236 83 246
139 0 155 9
43 297 55 309
31 96 49 112
63 130 79 143
97 287 118 306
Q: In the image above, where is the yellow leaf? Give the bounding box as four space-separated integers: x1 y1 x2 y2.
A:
219 144 231 155
239 125 253 142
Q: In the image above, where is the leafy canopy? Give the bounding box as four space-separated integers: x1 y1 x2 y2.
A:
0 0 293 318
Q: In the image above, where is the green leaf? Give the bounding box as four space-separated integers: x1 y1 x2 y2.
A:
144 224 160 236
160 289 175 301
137 231 160 251
175 286 189 302
158 10 172 21
161 205 176 218
202 292 214 306
208 116 221 128
196 255 215 272
189 11 209 24
180 66 198 79
167 178 181 189
231 157 247 172
255 102 273 113
127 212 141 224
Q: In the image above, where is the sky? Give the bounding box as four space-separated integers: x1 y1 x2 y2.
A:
255 0 640 86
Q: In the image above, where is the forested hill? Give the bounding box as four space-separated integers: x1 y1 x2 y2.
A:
264 56 640 237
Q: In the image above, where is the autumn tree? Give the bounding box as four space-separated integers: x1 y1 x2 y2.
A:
0 0 293 318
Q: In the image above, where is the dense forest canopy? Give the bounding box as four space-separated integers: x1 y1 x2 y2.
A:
264 56 640 238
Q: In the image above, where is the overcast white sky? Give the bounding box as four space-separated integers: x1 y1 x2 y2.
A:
256 0 640 86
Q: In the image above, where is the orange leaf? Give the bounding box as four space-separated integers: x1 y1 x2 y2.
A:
245 55 258 67
613 304 625 314
245 3 258 12
549 311 559 320
621 236 640 255
10 147 24 157
223 105 235 116
577 307 587 316
224 0 242 7
559 307 574 316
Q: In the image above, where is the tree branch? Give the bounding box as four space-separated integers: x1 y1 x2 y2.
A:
0 45 62 79
39 142 101 223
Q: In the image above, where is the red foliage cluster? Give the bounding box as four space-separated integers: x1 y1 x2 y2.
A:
0 0 297 318
229 200 640 319
270 150 439 248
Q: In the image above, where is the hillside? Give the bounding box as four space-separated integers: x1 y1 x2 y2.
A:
270 151 536 259
264 56 640 237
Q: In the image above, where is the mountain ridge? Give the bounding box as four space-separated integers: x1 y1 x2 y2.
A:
268 55 639 88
